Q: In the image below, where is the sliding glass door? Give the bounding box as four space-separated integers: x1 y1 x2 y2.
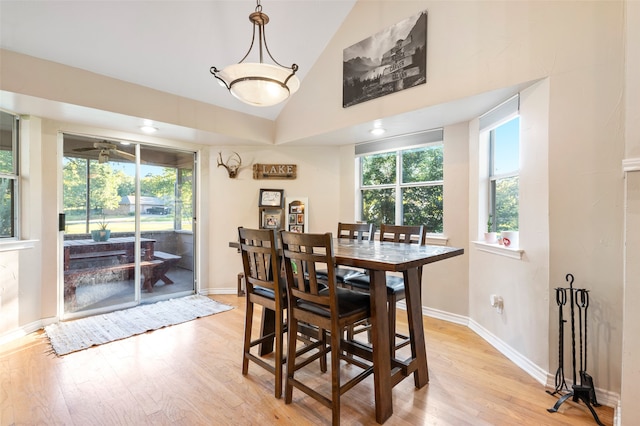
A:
62 134 196 318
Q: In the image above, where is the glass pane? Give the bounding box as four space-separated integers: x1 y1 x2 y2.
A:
402 145 443 183
494 176 519 231
0 178 15 237
0 111 15 174
361 188 395 226
402 185 443 233
361 152 396 186
492 117 519 175
63 157 89 233
140 145 195 300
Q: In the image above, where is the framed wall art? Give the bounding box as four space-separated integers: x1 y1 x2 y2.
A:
260 208 284 230
285 197 308 233
259 188 284 207
343 10 427 108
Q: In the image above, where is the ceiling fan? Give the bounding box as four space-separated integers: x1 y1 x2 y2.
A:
72 141 136 163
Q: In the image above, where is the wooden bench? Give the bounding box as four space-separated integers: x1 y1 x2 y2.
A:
149 251 182 290
64 260 162 305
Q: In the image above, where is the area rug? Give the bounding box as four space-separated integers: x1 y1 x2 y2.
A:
44 295 232 356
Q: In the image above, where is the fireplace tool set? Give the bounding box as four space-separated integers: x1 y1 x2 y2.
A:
547 273 603 425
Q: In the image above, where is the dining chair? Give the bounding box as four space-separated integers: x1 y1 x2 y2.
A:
316 222 375 284
280 231 374 425
344 224 426 356
238 226 287 398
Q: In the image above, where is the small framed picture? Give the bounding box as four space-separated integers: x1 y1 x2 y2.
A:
297 214 305 224
262 211 281 229
289 224 303 233
259 189 284 207
289 214 297 224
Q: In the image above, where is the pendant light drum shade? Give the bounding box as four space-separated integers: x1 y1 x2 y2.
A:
210 0 299 107
215 63 300 107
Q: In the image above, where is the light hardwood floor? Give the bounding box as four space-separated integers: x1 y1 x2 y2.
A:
1 294 614 425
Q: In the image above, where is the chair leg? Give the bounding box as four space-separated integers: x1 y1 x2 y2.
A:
320 328 328 373
285 316 299 404
331 326 341 425
274 310 284 399
242 298 254 375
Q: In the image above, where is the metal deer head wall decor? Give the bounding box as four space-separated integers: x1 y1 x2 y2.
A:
217 151 242 178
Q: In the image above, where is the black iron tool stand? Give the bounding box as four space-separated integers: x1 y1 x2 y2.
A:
547 273 603 425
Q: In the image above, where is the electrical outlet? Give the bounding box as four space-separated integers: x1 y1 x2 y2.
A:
490 294 504 313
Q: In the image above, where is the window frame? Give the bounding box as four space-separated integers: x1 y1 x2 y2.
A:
475 94 524 258
356 132 444 234
0 110 20 240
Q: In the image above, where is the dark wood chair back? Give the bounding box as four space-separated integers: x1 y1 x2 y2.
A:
281 231 336 313
337 222 375 241
237 226 286 398
238 227 283 298
379 224 426 245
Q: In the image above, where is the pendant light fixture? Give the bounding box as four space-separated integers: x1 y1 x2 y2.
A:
210 0 300 107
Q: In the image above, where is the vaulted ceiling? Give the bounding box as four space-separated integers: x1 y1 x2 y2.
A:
1 1 526 146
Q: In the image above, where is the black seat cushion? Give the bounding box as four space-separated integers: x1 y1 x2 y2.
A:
343 274 406 296
296 287 370 319
252 285 288 302
316 267 366 283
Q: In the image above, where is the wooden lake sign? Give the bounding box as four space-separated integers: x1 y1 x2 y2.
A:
253 164 297 180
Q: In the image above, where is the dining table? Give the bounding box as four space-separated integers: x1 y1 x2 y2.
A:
230 237 464 424
64 236 156 270
332 239 463 423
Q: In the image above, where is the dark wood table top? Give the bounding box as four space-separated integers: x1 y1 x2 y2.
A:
230 238 463 271
332 239 464 272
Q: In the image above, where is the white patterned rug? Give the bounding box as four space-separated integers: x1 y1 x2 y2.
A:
44 295 232 356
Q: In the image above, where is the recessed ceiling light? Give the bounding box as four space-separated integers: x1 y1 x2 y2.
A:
370 128 386 136
140 125 158 134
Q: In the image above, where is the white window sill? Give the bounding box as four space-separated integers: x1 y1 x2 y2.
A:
426 235 448 246
472 240 524 259
0 239 38 252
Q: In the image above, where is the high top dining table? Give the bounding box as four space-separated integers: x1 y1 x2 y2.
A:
332 239 463 423
230 237 464 424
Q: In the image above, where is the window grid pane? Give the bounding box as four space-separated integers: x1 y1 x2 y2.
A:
402 185 443 232
402 145 443 183
0 111 18 239
494 176 519 231
361 152 396 186
0 178 16 237
361 188 395 226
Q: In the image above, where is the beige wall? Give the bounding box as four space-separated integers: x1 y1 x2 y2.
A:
621 0 640 423
207 145 342 293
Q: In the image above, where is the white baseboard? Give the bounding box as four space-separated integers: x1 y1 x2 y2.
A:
0 318 52 346
468 317 549 385
199 287 237 296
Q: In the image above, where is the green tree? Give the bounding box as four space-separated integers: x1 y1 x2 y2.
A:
494 176 519 231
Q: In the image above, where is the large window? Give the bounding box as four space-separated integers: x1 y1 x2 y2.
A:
357 130 444 233
0 111 19 239
489 117 519 232
479 94 520 237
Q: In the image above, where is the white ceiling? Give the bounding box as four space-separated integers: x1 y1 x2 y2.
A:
0 0 528 146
